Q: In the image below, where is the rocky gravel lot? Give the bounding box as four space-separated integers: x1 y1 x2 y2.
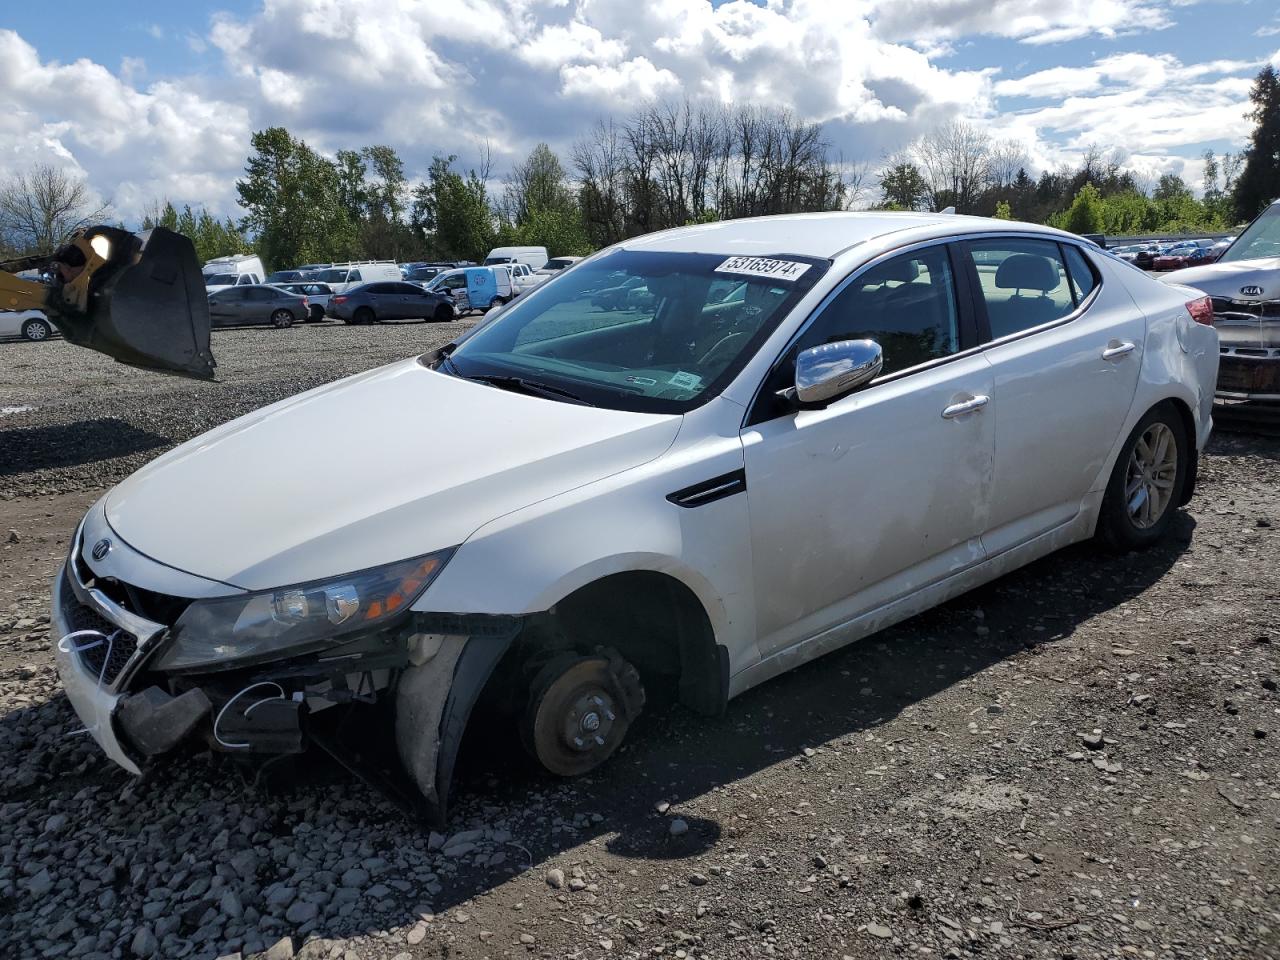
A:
0 326 1278 960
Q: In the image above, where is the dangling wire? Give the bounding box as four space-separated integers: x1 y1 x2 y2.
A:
213 681 286 750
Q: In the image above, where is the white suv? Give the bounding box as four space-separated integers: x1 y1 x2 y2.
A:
51 212 1217 821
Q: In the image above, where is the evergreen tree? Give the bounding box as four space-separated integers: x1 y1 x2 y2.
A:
1233 65 1280 221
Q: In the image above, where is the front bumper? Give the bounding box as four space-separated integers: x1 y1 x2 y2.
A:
1215 349 1280 403
51 565 142 774
1212 298 1280 402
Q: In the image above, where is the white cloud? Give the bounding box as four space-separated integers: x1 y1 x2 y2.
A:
0 1 1271 222
868 0 1171 46
0 30 251 219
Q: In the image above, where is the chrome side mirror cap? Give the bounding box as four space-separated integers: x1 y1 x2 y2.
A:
793 339 883 406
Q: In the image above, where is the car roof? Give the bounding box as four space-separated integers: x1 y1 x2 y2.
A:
616 211 1081 259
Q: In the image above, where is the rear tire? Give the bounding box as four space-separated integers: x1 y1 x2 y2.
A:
271 309 294 329
1096 403 1187 551
21 318 51 341
353 307 375 326
308 305 325 322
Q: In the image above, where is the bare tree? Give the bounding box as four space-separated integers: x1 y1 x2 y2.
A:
911 120 992 213
572 120 628 246
0 164 108 254
987 140 1029 191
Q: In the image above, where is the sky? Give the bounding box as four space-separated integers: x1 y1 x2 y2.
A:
2 0 1278 222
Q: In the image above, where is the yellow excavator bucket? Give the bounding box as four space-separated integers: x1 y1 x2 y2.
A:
61 226 217 380
1 226 218 380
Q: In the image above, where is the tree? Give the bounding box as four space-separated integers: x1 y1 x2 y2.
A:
993 200 1013 220
1233 64 1280 221
1059 183 1105 234
1152 173 1191 203
236 127 358 269
0 164 109 254
911 120 993 213
502 143 576 226
878 160 927 210
413 154 494 262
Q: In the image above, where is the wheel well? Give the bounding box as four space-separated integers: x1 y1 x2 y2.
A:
486 572 727 718
1160 396 1198 505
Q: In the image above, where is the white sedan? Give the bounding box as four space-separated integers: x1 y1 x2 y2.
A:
0 309 54 341
50 213 1218 821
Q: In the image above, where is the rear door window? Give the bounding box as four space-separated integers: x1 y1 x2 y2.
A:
965 239 1075 340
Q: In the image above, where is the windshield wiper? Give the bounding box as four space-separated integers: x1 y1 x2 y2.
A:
467 374 594 406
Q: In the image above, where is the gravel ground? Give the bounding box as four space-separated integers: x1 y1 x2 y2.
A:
0 325 1277 960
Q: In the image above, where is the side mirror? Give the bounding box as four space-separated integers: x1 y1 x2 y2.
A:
793 339 883 406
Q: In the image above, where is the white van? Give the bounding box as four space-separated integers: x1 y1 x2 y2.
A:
310 261 402 294
484 246 549 270
203 254 265 294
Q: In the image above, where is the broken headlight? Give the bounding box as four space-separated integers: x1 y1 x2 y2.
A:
152 550 453 672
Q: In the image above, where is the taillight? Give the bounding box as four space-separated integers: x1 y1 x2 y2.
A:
333 295 348 305
301 296 309 308
1186 296 1213 326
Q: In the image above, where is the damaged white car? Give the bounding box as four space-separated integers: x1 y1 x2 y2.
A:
53 212 1219 822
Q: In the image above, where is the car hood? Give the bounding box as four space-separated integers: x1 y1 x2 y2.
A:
1162 257 1280 299
105 358 681 591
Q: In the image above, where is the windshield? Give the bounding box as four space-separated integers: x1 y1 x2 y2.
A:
205 273 237 285
314 268 349 283
1220 205 1280 263
442 249 828 414
544 258 574 270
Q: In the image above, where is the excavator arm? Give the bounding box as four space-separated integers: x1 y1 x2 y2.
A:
1 226 216 380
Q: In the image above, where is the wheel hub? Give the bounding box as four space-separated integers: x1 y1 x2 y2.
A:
563 691 616 752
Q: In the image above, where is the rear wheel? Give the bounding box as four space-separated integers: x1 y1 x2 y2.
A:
270 309 294 329
21 318 51 341
521 654 644 777
308 305 325 322
354 307 375 326
1096 403 1187 551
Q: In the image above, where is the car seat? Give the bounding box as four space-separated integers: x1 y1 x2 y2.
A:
987 253 1064 337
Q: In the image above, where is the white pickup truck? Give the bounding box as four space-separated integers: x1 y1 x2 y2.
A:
503 262 544 297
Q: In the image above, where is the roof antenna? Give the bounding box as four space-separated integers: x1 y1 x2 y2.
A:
939 205 956 215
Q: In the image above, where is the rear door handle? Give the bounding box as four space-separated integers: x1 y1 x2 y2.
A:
941 395 990 419
1102 341 1136 361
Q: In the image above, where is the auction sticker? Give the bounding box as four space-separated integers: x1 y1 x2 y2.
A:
714 256 811 282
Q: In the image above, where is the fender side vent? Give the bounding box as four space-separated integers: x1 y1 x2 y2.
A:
667 469 747 508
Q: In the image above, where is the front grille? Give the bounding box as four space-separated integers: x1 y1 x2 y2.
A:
1217 355 1280 395
61 571 139 686
1211 297 1280 322
73 537 190 627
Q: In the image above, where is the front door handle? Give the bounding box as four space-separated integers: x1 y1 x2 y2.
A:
1102 341 1136 361
941 395 990 419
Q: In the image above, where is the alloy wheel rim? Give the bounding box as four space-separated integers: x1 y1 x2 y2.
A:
1125 422 1176 529
26 322 48 340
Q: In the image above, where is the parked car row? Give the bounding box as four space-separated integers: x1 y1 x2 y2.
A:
1111 237 1233 271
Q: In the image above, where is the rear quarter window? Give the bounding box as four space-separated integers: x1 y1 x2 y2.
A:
1062 245 1100 303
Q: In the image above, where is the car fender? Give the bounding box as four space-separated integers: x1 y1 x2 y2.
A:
1088 293 1216 499
414 426 758 676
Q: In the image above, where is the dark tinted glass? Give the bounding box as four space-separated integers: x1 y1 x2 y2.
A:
796 246 959 377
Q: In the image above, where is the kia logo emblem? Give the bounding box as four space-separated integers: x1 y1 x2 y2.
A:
1240 285 1263 297
91 538 112 561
